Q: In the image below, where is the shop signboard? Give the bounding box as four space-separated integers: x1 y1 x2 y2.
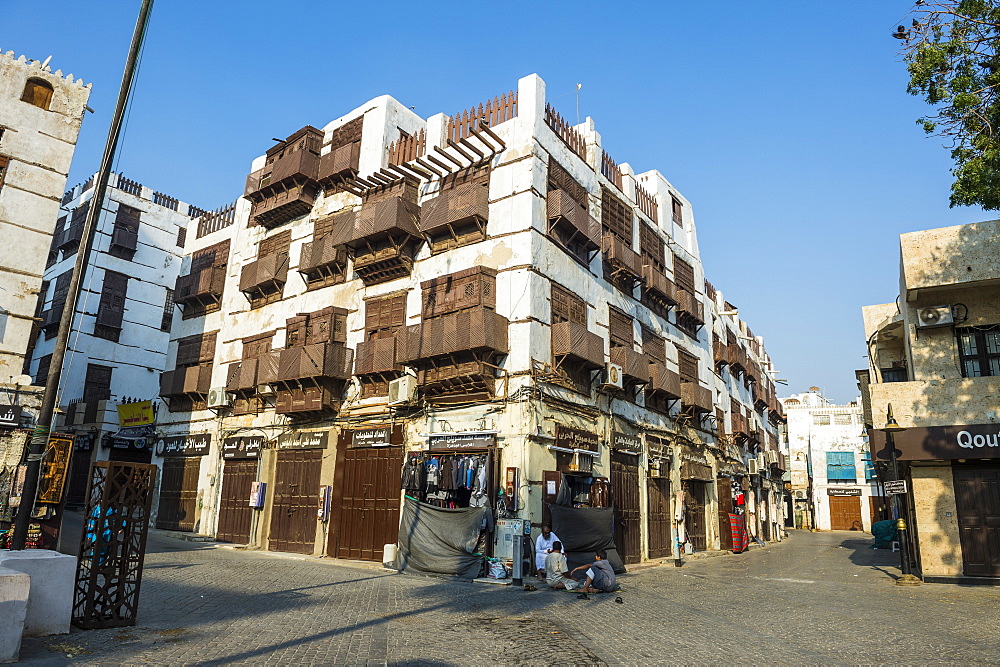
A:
869 423 1000 461
555 425 599 453
222 435 263 460
117 400 154 428
0 405 23 429
827 487 862 497
680 445 713 481
38 433 73 504
428 431 496 451
612 431 642 452
278 430 328 450
105 424 156 451
352 427 393 448
155 433 211 457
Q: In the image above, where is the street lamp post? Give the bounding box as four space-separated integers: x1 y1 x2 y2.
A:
881 404 921 586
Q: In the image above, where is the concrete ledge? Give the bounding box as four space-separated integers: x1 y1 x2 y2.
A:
0 550 75 636
0 566 29 662
923 575 1000 586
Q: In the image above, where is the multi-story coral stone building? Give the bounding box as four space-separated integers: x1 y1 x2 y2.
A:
157 74 787 566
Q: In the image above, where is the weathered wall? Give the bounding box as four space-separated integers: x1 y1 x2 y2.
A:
910 465 962 576
900 219 1000 293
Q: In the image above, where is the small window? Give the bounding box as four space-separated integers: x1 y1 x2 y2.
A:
161 288 175 332
956 325 1000 377
671 196 683 226
0 155 8 193
813 414 831 426
881 367 907 383
176 225 187 248
21 78 54 110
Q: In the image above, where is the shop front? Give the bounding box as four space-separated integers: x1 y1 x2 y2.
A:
328 425 404 561
715 455 746 552
154 433 210 531
645 434 673 559
105 424 155 464
217 435 263 544
269 430 327 554
870 423 1000 578
680 444 714 552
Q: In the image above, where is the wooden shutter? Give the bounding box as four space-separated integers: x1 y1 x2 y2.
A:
674 258 695 294
70 202 89 227
314 214 336 238
676 348 699 383
97 270 128 328
52 271 73 309
639 222 665 269
329 116 364 150
161 288 174 332
35 354 52 385
84 364 113 402
548 159 587 208
642 326 665 363
609 307 633 349
22 79 54 109
551 284 586 326
176 225 187 248
366 294 406 339
242 332 274 360
115 204 141 233
259 229 291 258
191 239 230 271
671 196 683 225
601 187 632 242
0 156 8 192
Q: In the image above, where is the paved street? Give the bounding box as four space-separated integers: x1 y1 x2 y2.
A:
19 528 1000 665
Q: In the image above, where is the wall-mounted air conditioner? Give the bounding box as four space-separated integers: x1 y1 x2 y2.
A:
748 458 760 475
916 305 954 329
207 387 232 409
256 383 276 397
388 375 417 406
602 363 623 390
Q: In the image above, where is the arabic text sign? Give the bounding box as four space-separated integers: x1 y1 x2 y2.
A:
156 433 211 457
428 432 496 450
0 405 23 429
884 480 907 495
222 435 264 459
117 400 154 427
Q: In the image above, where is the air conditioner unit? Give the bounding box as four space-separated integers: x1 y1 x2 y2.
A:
794 489 806 500
388 375 417 406
916 305 954 329
747 458 760 475
207 387 232 409
765 451 778 466
756 452 766 470
602 363 623 390
256 383 276 397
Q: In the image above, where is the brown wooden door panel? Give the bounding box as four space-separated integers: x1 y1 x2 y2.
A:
954 465 1000 577
329 446 402 561
717 478 734 551
828 495 863 531
270 449 322 554
156 458 200 531
217 459 257 543
647 477 671 558
611 451 641 564
685 481 707 551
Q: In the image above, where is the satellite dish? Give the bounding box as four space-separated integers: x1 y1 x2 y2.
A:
809 386 820 392
11 375 32 386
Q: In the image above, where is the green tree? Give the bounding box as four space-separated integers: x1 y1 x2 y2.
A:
899 1 1000 208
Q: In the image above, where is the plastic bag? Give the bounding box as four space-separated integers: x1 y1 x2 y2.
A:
487 559 508 579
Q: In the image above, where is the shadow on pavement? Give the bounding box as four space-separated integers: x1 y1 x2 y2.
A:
839 535 901 579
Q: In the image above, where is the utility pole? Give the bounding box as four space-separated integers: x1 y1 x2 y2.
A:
11 0 155 550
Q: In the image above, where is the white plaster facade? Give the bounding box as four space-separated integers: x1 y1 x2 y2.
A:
159 74 788 563
0 50 90 382
781 389 877 531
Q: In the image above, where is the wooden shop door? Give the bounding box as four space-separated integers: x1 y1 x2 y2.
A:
954 464 1000 577
269 449 322 554
216 459 257 544
828 495 863 531
685 481 708 551
156 457 201 531
611 451 641 564
328 445 402 561
647 476 671 558
717 478 734 551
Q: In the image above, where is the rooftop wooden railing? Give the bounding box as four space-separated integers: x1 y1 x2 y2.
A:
635 180 657 222
447 91 517 142
196 201 237 239
601 150 622 190
388 128 426 166
545 104 586 160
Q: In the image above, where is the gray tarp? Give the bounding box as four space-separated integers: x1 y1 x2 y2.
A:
395 496 486 579
548 504 626 573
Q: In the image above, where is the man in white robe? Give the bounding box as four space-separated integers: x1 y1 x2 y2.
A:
535 524 560 579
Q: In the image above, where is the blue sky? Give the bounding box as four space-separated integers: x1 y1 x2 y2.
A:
5 1 983 403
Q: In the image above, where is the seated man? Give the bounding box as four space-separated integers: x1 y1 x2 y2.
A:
543 541 579 590
571 549 617 593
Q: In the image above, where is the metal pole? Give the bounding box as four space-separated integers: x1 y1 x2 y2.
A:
511 523 523 586
11 0 155 550
886 430 912 577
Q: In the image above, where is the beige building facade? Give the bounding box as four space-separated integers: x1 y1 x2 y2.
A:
156 74 788 572
860 219 1000 581
0 50 91 382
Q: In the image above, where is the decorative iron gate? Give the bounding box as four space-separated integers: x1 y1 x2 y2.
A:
216 459 257 544
269 449 322 554
155 457 200 531
72 461 156 629
328 445 402 561
611 451 641 564
647 476 671 558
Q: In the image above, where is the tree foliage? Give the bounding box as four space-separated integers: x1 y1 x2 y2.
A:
899 1 1000 208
